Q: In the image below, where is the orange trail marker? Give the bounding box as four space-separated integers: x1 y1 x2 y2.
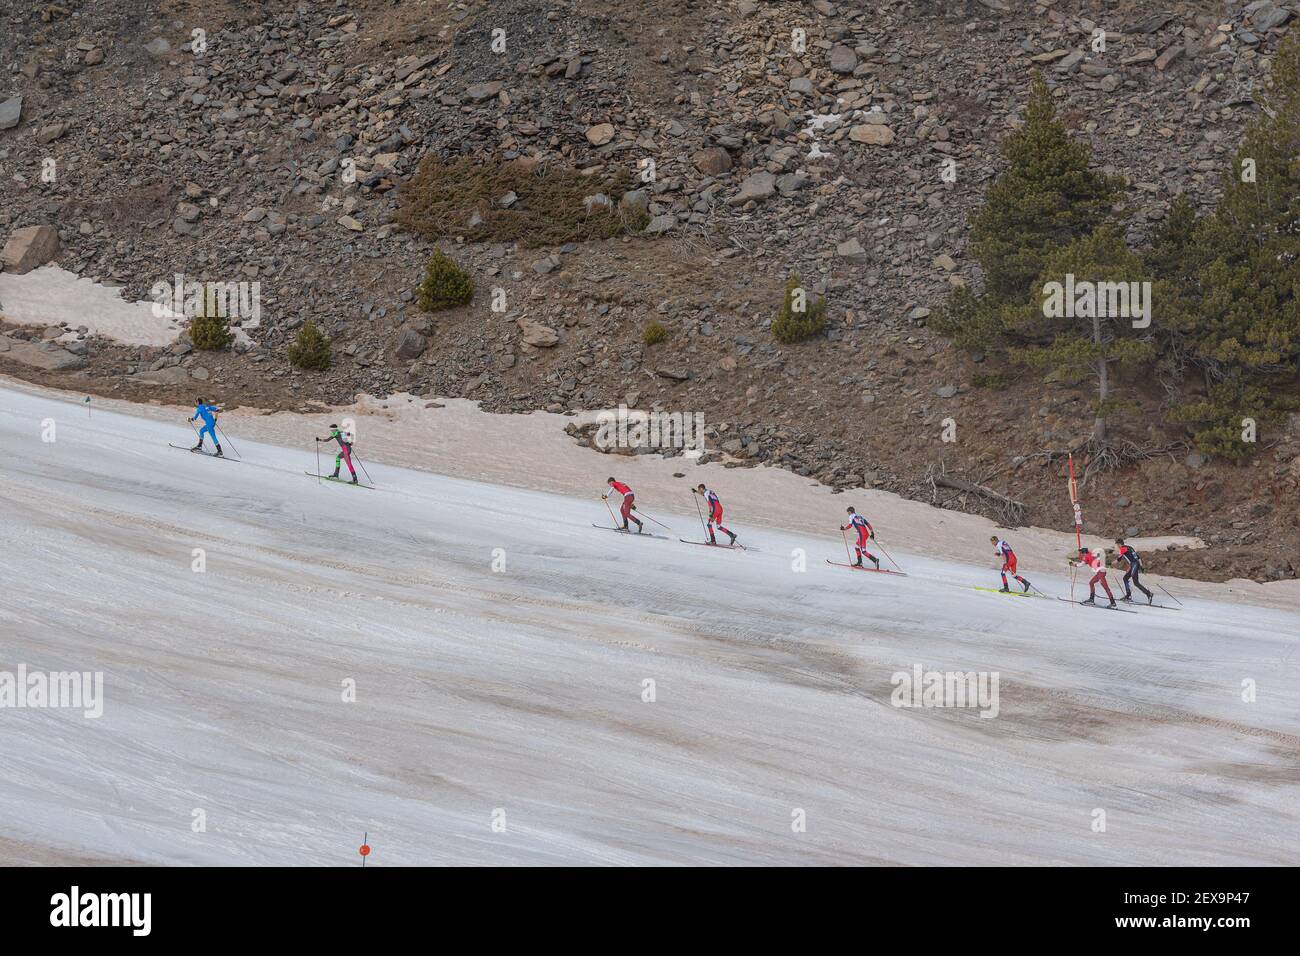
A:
359 832 371 867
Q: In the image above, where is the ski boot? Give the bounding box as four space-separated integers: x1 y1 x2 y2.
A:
1081 596 1097 606
350 476 358 485
853 557 864 568
727 531 737 546
870 555 881 569
1021 580 1032 593
215 446 224 458
191 442 203 451
1119 593 1133 603
999 585 1011 593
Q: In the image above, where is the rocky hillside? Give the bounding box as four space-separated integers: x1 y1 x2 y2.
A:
1 0 1298 582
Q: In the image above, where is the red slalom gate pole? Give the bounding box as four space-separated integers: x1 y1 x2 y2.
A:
1068 453 1083 601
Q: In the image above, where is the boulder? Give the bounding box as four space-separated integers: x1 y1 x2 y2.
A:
692 147 733 175
0 335 84 371
620 189 650 214
585 123 616 146
829 45 858 74
517 316 559 347
466 81 503 102
0 95 21 131
644 214 676 235
1 225 60 274
132 366 191 385
729 170 776 206
849 124 895 145
395 328 428 360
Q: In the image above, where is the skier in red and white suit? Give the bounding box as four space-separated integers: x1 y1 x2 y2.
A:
694 484 737 546
604 477 644 533
989 535 1032 593
840 507 880 569
1072 547 1116 607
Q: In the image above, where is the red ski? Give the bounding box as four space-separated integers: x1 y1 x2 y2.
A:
826 560 907 576
679 539 749 551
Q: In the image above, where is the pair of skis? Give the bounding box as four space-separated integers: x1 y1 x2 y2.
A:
169 443 241 463
306 472 376 490
826 560 907 577
972 585 1047 600
680 538 751 552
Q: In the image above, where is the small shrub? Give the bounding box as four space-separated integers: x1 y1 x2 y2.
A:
288 320 332 370
416 249 475 312
772 273 826 344
643 321 669 345
188 301 233 351
970 371 1012 390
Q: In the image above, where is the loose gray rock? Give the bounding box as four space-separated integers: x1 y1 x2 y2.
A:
0 96 21 131
395 329 428 360
729 171 776 206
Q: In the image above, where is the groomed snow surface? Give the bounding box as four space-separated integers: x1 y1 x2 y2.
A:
2 381 1298 865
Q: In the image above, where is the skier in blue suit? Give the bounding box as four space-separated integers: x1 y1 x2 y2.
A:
189 398 223 456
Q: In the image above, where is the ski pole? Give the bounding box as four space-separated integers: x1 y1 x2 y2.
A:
315 439 321 483
216 423 241 459
841 527 853 564
352 452 375 487
633 507 670 531
603 495 620 528
1157 582 1183 607
873 536 904 572
692 492 709 540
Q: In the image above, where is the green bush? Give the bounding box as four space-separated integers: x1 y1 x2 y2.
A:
416 249 475 312
772 273 826 344
288 320 332 371
970 370 1012 390
643 321 669 345
188 303 233 351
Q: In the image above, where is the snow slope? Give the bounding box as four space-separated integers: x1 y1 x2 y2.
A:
2 382 1298 865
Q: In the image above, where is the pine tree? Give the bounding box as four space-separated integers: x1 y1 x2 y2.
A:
1154 33 1300 457
188 296 233 351
288 320 331 371
1009 226 1158 443
772 273 827 344
933 74 1126 358
416 249 475 311
969 74 1126 303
